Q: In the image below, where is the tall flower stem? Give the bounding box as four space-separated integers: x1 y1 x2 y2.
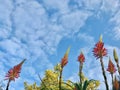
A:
116 63 120 75
5 59 26 90
59 47 70 90
111 73 114 90
59 68 63 90
6 79 10 90
78 51 85 84
38 74 49 90
79 63 83 84
113 76 119 90
100 57 109 90
113 49 120 75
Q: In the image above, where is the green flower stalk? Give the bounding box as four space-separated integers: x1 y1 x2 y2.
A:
111 74 114 90
59 47 70 90
113 76 119 90
59 68 63 90
78 51 85 84
93 35 109 90
38 74 48 90
107 58 116 90
79 64 83 84
5 59 26 90
6 80 10 90
113 49 120 75
100 57 109 90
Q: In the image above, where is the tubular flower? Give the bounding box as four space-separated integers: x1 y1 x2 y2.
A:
113 49 120 75
93 35 107 59
113 49 119 63
107 58 116 74
78 51 85 63
61 47 70 68
5 59 26 81
74 87 77 90
113 76 119 90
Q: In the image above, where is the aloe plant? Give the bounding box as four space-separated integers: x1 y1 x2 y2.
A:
74 79 99 90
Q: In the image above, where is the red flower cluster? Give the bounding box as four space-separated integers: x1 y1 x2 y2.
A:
114 77 119 90
107 59 116 74
61 55 68 68
93 41 107 59
61 47 70 68
78 52 85 63
5 59 26 81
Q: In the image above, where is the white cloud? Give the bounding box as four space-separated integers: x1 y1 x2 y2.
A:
59 10 92 30
110 10 120 40
68 72 79 82
114 28 120 40
110 11 120 24
77 33 95 45
41 0 70 14
101 0 120 14
0 0 12 25
72 0 120 14
82 0 102 11
0 39 20 55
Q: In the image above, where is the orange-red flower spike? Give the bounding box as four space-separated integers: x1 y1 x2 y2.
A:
61 47 70 68
93 35 107 59
78 51 85 63
5 59 26 81
113 76 119 90
107 58 116 74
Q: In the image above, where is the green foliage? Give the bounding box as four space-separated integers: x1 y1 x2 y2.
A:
24 64 100 90
74 80 100 90
24 82 40 90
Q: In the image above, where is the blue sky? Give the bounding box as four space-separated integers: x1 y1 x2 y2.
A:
0 0 120 90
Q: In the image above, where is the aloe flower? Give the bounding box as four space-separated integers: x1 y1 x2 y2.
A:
74 87 77 90
113 49 120 75
93 35 107 59
107 58 116 74
59 47 70 90
78 51 85 63
78 51 85 83
93 35 109 90
5 59 26 90
61 47 70 68
113 76 119 90
61 56 68 68
107 58 116 89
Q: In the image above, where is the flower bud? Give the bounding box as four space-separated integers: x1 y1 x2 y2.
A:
99 35 102 42
61 47 70 68
113 49 119 63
